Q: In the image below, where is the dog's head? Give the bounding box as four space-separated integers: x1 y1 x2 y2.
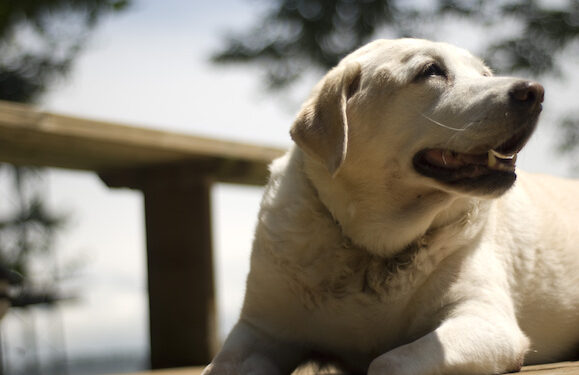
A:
291 38 543 198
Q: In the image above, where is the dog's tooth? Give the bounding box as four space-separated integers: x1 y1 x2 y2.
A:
488 149 518 171
442 150 453 165
489 149 516 160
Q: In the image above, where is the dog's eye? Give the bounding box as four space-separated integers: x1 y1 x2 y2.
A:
420 63 446 79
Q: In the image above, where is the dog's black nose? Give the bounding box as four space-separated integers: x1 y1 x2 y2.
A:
509 81 545 107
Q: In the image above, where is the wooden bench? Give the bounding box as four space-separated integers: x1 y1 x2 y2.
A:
0 100 284 368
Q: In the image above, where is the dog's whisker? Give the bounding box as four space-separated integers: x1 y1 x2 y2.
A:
420 113 466 132
440 121 478 150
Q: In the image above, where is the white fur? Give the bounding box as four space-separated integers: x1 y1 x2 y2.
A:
204 39 579 375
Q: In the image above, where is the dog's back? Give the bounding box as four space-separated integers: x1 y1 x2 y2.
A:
500 172 579 363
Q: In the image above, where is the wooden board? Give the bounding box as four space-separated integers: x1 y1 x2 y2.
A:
522 362 579 374
111 362 579 375
0 100 285 184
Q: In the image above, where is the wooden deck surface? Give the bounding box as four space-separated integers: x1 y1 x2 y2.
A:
114 361 579 375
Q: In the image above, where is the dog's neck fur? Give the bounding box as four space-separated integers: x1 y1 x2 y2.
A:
255 147 489 308
298 147 488 257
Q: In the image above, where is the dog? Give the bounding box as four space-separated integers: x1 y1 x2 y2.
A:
203 38 579 375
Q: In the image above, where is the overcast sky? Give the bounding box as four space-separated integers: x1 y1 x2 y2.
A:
2 0 576 372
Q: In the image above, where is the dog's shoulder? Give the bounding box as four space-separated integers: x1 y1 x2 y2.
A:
254 147 344 264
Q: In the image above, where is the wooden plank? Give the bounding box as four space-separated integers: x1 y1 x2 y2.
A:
110 368 340 375
521 362 579 374
110 362 579 375
110 368 203 375
142 172 217 368
0 100 284 184
99 157 273 187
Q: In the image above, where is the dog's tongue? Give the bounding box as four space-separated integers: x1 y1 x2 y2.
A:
424 149 517 172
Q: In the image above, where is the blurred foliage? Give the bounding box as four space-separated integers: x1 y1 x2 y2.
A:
0 0 130 102
214 0 579 160
0 166 67 307
558 115 579 166
214 0 397 88
0 0 131 308
0 168 64 277
214 0 579 87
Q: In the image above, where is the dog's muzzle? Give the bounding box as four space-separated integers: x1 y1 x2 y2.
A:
413 80 544 196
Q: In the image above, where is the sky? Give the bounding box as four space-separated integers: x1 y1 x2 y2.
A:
1 0 577 373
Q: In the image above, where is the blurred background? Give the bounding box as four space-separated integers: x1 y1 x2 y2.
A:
0 0 577 374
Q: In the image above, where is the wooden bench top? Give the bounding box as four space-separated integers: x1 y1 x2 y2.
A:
0 100 285 185
113 362 579 375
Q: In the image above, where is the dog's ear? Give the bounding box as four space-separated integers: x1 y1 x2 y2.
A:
290 62 361 176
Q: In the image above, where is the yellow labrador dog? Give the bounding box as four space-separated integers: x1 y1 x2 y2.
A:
204 39 579 375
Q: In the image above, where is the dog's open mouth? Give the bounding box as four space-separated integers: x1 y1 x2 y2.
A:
415 148 516 178
413 123 537 194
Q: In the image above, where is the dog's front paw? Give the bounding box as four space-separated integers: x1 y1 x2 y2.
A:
201 363 218 375
201 362 239 375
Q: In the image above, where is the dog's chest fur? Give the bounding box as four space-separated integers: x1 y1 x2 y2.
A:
244 151 479 357
259 229 453 309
